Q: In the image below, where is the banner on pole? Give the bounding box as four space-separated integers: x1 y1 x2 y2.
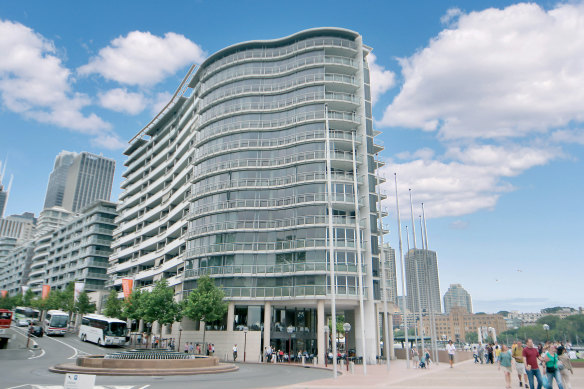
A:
122 279 133 300
42 285 51 300
74 282 85 302
1 290 7 298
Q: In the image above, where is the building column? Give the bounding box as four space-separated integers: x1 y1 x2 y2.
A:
263 301 271 361
227 301 235 331
138 319 144 333
317 300 325 365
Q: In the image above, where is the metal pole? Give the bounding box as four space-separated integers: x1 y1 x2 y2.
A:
422 204 439 365
325 104 338 378
394 173 410 368
409 190 425 356
352 132 367 375
375 164 390 371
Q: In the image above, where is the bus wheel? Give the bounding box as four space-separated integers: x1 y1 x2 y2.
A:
98 338 102 346
82 334 86 342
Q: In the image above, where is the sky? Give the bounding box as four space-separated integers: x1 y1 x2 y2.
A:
1 0 583 314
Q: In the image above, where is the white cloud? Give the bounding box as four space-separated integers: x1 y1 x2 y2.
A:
91 133 126 150
381 144 559 218
440 8 462 25
79 31 206 86
367 53 395 105
0 19 121 148
150 91 172 116
395 147 435 161
551 129 584 145
98 88 147 115
379 2 584 140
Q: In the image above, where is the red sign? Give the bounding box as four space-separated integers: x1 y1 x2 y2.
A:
1 290 7 298
42 285 51 300
122 278 133 300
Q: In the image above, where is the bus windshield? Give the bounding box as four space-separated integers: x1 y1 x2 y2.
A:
50 316 68 328
106 322 127 337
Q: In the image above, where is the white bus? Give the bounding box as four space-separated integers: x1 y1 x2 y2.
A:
79 314 128 346
44 310 69 336
14 306 40 324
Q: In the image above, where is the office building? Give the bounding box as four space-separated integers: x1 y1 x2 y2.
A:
0 242 34 295
381 244 397 304
0 213 36 242
110 28 388 363
405 248 441 314
443 283 472 314
44 151 115 213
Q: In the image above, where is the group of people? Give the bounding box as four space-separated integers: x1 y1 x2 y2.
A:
411 346 433 369
135 333 175 350
494 339 574 389
474 342 499 364
184 342 215 355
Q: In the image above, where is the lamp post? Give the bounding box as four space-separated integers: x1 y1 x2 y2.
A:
543 324 550 341
243 326 248 363
343 323 351 371
178 325 183 353
287 325 294 362
324 325 330 367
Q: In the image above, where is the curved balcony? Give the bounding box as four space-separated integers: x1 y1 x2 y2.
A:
219 285 367 299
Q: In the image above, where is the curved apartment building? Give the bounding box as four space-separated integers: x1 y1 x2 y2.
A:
111 28 389 363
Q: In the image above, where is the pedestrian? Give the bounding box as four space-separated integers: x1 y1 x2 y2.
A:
424 348 432 368
478 342 485 364
411 347 419 369
446 340 456 368
208 343 212 356
473 346 479 364
196 343 200 355
494 342 501 363
233 344 238 361
142 333 148 348
184 342 189 354
524 338 544 389
557 345 574 389
512 340 529 388
488 343 494 364
498 344 513 389
190 342 195 354
541 344 564 389
211 344 215 355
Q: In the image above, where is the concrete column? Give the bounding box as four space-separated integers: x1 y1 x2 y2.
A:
263 301 271 360
227 301 235 331
376 304 381 357
138 319 144 333
346 309 356 353
389 312 395 359
317 300 325 365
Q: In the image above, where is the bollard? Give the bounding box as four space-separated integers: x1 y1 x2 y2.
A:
349 361 355 374
302 356 305 365
313 356 318 366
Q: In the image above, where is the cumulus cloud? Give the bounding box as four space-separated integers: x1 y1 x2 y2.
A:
150 91 172 116
79 31 206 86
551 129 584 145
395 147 435 161
380 144 559 218
367 53 395 105
0 19 122 149
379 2 584 140
98 88 147 115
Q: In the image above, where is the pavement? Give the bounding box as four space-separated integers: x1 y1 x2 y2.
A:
277 358 584 389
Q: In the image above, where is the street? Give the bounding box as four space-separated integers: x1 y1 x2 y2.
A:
0 327 331 389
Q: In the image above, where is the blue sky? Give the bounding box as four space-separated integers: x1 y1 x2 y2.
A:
1 1 582 313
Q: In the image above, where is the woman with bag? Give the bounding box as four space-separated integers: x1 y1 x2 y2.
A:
542 344 564 389
557 346 573 389
498 344 513 389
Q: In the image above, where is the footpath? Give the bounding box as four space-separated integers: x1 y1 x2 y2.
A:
275 357 584 389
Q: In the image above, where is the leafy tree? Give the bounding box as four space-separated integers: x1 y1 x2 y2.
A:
0 295 15 309
123 289 144 321
103 289 124 319
23 289 35 306
60 282 76 313
465 331 478 344
75 291 96 316
496 311 510 318
141 279 182 339
542 306 575 314
183 276 228 347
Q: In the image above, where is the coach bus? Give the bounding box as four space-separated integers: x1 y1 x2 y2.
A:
44 310 69 336
0 309 13 348
79 314 127 346
14 306 40 323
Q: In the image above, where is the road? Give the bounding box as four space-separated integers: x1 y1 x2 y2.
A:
0 327 330 389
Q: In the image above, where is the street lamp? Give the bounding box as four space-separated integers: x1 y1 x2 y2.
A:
543 324 550 341
178 325 183 353
287 325 295 362
343 323 351 371
324 325 330 367
243 326 248 363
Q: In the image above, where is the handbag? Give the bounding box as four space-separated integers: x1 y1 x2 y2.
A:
546 365 556 373
558 360 565 371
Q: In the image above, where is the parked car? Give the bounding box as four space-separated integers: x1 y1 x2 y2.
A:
28 324 44 337
16 319 30 327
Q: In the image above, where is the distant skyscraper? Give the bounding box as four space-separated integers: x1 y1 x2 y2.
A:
43 151 115 213
382 244 398 304
405 248 441 314
443 283 472 314
0 159 12 218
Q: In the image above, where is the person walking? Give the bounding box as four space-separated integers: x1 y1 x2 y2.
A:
424 348 432 368
499 344 513 389
557 345 573 389
411 347 419 369
233 344 238 361
524 338 544 389
446 340 456 368
478 342 485 364
513 340 529 388
542 344 564 389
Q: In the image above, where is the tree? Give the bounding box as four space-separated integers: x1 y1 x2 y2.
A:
0 295 15 309
182 276 228 347
23 289 35 306
103 289 124 319
75 291 96 316
141 279 182 340
465 331 478 344
60 282 76 313
123 289 144 321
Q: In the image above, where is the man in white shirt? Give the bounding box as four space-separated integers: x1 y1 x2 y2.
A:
446 340 456 368
233 344 238 361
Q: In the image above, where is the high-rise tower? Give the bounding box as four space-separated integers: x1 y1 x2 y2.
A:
443 283 472 314
405 248 441 314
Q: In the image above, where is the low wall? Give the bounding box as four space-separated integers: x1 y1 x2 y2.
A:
77 355 219 369
394 349 473 364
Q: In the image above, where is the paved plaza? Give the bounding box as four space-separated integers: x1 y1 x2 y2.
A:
278 358 584 389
